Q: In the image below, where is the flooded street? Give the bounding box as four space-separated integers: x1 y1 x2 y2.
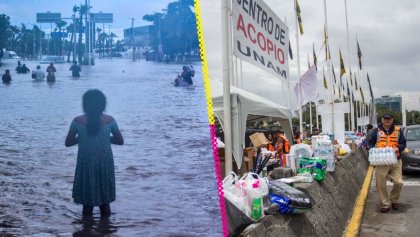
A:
0 59 221 236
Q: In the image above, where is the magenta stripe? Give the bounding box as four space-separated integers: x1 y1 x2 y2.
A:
209 124 229 236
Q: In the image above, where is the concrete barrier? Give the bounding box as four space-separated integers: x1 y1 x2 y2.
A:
241 148 369 237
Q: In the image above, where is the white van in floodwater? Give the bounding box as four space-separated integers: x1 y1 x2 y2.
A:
0 49 21 65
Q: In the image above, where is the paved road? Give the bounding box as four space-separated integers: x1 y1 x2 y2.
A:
359 171 420 237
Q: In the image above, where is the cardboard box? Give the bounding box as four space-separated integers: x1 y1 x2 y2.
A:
218 147 256 177
249 132 268 148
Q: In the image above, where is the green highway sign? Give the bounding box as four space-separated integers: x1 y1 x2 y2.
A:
36 13 62 23
90 13 113 23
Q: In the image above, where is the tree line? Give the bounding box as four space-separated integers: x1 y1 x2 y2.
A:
0 6 123 65
142 0 199 61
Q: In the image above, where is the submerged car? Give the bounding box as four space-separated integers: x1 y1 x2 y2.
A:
40 56 65 64
401 125 420 172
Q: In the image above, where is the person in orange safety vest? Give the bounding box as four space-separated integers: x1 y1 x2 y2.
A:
368 113 406 213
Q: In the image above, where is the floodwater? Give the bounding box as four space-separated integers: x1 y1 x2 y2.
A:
0 59 222 236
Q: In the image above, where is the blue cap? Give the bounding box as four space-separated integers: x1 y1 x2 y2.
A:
382 113 393 119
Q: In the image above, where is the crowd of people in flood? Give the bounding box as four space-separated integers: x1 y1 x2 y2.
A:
2 61 82 84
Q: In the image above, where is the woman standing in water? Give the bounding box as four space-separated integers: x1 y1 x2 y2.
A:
65 89 124 216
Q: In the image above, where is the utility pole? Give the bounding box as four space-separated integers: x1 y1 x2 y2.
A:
109 24 112 58
102 22 105 58
73 15 77 62
46 33 50 55
130 17 135 62
85 0 90 65
49 23 52 55
39 24 42 59
158 14 162 61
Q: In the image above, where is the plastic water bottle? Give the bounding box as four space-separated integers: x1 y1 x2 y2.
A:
250 180 263 221
326 152 335 172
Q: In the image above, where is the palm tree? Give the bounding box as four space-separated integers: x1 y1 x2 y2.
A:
109 32 117 57
99 32 108 58
55 20 67 56
96 27 102 57
66 22 77 62
8 25 20 53
73 4 88 64
18 23 31 59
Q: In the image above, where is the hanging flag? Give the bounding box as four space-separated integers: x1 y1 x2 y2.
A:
354 74 358 89
339 49 346 78
357 40 362 70
307 54 310 69
296 0 304 35
323 67 327 89
331 63 337 84
349 70 353 86
313 43 317 71
346 81 350 97
360 86 365 104
324 25 328 60
340 75 343 90
328 45 331 60
338 85 342 99
289 41 293 60
294 65 318 106
367 73 374 102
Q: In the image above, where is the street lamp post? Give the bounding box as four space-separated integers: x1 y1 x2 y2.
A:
129 17 135 62
73 15 77 62
108 24 112 58
39 24 42 59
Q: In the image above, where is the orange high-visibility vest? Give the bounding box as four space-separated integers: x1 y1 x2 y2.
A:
267 143 275 151
376 126 400 156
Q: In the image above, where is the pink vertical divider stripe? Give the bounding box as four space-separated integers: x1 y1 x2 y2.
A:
209 124 229 236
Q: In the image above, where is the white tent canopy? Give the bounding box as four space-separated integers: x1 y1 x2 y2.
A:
211 80 293 169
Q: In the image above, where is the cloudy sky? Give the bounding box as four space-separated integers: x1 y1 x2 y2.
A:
200 0 420 111
0 0 170 38
2 0 419 110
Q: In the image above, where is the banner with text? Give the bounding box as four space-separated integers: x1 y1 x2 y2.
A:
232 0 289 80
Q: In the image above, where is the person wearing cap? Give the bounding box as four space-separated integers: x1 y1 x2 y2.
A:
368 113 406 213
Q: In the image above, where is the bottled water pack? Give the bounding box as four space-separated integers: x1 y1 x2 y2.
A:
313 140 335 172
368 147 397 166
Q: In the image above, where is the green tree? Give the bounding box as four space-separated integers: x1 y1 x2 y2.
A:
0 14 13 65
55 20 67 56
73 4 89 64
66 20 78 62
143 0 198 61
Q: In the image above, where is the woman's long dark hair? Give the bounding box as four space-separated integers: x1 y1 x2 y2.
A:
82 89 106 135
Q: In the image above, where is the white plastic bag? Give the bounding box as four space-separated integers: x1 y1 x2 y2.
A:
290 144 313 158
239 172 265 221
223 172 248 215
222 171 238 196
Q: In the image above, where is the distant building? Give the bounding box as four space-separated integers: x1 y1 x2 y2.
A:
123 25 154 47
374 95 402 112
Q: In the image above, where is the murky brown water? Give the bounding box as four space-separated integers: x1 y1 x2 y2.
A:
0 59 221 236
